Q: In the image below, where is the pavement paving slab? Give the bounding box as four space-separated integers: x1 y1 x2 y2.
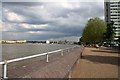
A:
71 47 120 78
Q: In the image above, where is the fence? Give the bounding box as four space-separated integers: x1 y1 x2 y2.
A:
0 45 79 79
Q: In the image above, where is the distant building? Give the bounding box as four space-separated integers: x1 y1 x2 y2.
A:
46 40 50 44
16 40 27 43
0 40 27 44
104 0 120 40
5 40 16 43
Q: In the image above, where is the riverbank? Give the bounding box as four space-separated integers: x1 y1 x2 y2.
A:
71 47 119 78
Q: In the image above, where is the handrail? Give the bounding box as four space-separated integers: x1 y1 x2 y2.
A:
0 45 79 79
0 46 77 65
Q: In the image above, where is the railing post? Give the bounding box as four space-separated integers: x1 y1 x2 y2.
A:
68 71 71 78
3 60 8 79
61 50 63 56
46 53 49 62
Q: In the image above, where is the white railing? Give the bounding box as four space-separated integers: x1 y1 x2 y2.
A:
0 45 79 79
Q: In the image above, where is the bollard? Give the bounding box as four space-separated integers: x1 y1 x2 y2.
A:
61 50 63 56
46 53 49 62
3 60 8 79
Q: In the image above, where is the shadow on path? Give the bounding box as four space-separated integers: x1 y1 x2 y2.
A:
91 50 120 54
99 47 120 51
82 55 119 66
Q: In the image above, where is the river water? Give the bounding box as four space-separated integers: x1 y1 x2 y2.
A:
2 43 75 60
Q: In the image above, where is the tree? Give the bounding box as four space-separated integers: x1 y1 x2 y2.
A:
118 37 120 43
118 36 120 47
103 21 116 43
81 17 106 44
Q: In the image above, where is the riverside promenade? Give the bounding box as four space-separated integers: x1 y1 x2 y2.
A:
71 47 119 78
5 46 84 78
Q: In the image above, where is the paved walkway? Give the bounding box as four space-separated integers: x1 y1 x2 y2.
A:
71 47 119 78
7 46 84 78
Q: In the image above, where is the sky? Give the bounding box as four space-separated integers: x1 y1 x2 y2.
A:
0 0 104 41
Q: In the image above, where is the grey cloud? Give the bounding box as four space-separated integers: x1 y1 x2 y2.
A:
2 31 71 40
3 22 83 36
3 2 43 7
3 2 103 23
70 2 104 19
2 2 104 41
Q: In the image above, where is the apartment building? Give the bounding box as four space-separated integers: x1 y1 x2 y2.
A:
104 0 120 40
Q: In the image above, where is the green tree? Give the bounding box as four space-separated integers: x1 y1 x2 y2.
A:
118 37 120 43
118 36 120 47
81 17 106 44
103 21 116 43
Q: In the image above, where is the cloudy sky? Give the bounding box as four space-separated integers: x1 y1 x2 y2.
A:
1 0 104 41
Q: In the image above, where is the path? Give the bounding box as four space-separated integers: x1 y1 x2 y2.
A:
71 47 119 78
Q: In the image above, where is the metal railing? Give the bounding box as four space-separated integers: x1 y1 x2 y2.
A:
0 45 79 79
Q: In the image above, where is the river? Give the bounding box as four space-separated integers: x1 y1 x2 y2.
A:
2 43 75 60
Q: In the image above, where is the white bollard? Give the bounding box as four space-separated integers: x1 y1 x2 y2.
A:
46 53 49 62
3 60 8 79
